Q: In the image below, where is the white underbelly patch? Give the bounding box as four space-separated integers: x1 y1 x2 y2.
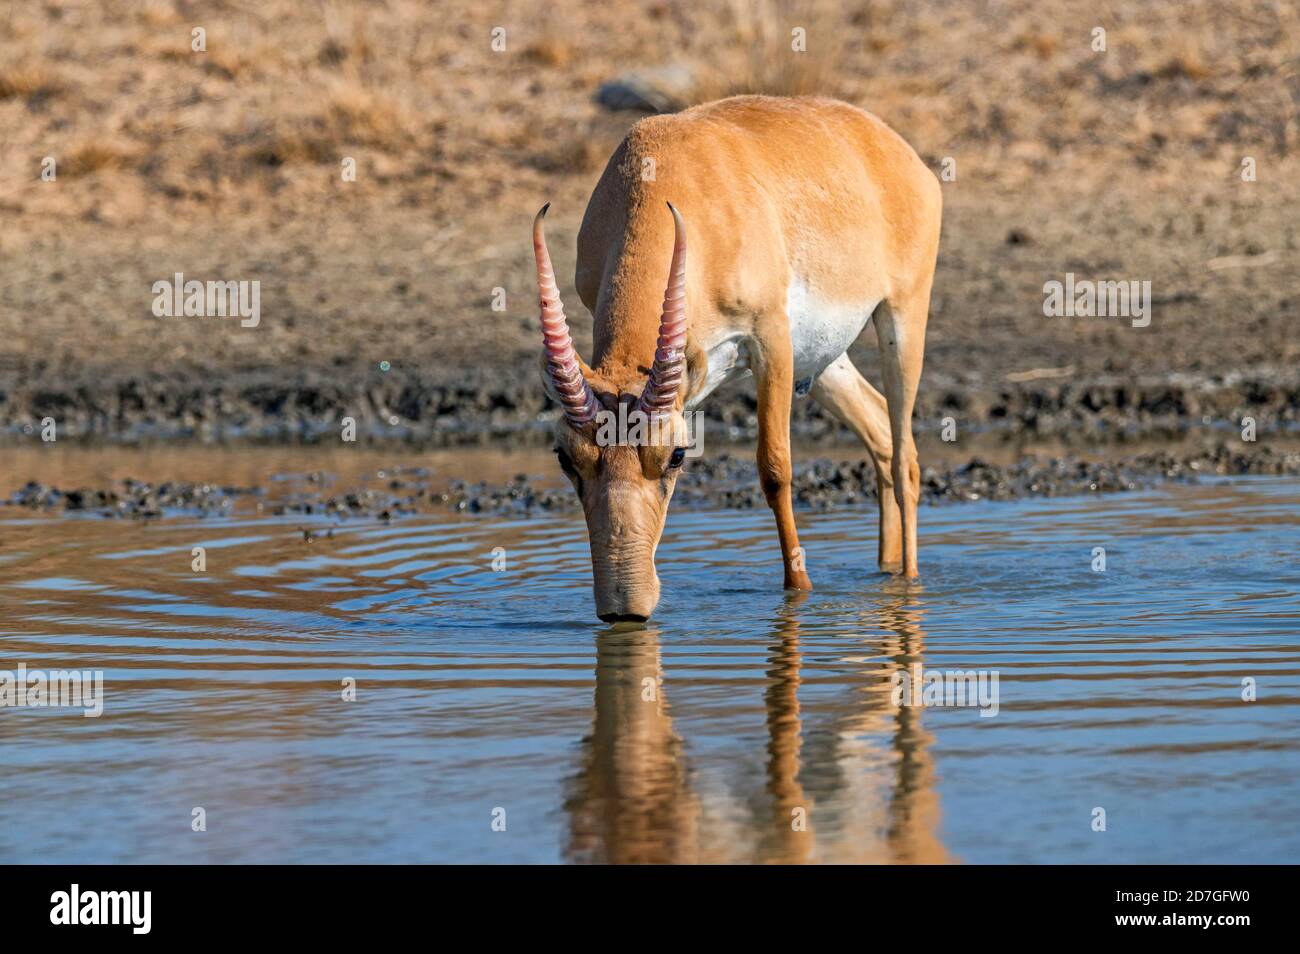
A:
686 281 879 408
786 278 879 383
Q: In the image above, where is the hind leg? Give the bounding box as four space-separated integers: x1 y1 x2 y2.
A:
810 353 902 571
874 285 931 578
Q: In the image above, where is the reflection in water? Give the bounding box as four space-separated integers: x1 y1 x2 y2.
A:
878 595 949 864
760 593 812 864
3 475 1299 863
564 628 701 863
564 592 949 863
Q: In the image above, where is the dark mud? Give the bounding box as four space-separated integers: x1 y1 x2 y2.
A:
7 443 1298 520
3 362 1298 447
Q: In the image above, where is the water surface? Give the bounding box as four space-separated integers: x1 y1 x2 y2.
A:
1 471 1297 863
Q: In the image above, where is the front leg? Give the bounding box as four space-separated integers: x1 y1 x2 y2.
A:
752 324 813 591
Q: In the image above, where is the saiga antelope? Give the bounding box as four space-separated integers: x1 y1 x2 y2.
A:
533 96 941 622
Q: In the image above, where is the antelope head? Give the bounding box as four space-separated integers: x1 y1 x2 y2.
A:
533 202 696 623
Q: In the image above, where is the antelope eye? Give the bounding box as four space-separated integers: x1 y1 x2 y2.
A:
668 447 687 469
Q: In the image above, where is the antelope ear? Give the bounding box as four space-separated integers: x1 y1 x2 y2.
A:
681 334 710 408
538 351 561 406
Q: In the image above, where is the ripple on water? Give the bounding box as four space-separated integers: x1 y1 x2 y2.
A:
0 477 1297 863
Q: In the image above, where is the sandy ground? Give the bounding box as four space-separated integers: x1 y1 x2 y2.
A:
2 0 1298 447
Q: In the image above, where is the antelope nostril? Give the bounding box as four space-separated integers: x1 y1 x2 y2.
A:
598 612 649 624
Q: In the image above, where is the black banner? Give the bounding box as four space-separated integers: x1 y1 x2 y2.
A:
1 865 1281 939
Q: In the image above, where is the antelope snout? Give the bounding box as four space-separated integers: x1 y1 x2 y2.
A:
598 610 651 624
592 562 660 624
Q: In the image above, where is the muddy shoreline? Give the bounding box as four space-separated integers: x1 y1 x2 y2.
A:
7 441 1297 520
3 363 1297 447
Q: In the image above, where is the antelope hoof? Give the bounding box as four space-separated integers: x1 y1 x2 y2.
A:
785 570 814 591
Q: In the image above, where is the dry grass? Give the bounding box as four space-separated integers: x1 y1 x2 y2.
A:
523 38 575 68
232 77 417 169
0 0 1295 262
1155 49 1214 82
2 0 1298 413
683 0 857 102
320 1 376 66
62 140 137 177
1013 32 1059 59
529 138 609 174
240 125 336 169
0 0 1295 223
0 62 67 102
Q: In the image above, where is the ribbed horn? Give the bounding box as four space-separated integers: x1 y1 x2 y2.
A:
533 204 601 426
637 202 687 420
